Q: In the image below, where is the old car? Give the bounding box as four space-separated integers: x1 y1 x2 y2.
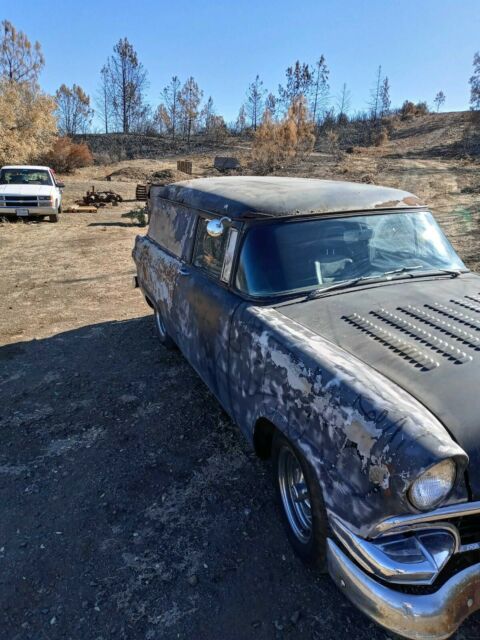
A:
132 176 480 639
0 165 64 222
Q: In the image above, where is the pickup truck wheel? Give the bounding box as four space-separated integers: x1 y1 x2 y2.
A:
154 308 175 349
49 214 59 223
272 431 329 571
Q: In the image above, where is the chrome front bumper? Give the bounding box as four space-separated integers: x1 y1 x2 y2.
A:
328 539 480 640
0 206 57 217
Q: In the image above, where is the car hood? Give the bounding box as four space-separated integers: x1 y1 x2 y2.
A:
277 272 480 498
0 184 54 195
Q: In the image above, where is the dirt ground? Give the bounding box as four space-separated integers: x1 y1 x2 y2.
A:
1 150 480 639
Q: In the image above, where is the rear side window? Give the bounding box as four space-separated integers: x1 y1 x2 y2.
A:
148 200 196 259
193 218 231 279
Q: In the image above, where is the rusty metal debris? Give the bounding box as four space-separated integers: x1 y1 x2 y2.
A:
76 186 123 208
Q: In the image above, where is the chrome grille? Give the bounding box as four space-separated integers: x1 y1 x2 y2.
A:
0 195 47 208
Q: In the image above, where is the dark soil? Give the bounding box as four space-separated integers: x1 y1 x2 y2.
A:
1 194 479 640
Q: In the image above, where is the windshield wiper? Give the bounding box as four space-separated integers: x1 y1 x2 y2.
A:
305 266 464 301
384 266 464 279
382 265 423 276
306 275 381 300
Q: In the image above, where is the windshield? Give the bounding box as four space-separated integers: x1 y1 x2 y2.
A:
236 211 466 297
0 168 52 186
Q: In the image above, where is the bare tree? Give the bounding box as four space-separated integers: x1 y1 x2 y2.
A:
161 75 182 142
245 75 266 131
179 77 203 144
264 92 277 120
56 84 93 135
380 76 391 118
235 104 247 133
201 96 215 134
107 37 148 133
336 83 351 122
96 65 114 134
278 61 313 111
469 52 480 111
311 55 329 124
153 103 170 135
0 20 44 84
434 90 446 112
369 65 383 123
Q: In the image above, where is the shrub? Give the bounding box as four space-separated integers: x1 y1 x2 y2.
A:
40 136 93 173
374 128 389 146
122 206 147 226
400 100 430 120
251 97 315 173
0 80 57 165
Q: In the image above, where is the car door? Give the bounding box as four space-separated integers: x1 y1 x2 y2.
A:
171 216 241 414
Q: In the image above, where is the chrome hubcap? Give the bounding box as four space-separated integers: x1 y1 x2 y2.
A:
278 446 312 544
154 309 166 339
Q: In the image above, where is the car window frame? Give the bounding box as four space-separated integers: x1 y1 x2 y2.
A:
190 214 241 288
230 208 450 303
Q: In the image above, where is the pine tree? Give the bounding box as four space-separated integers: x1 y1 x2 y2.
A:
434 91 446 112
369 65 382 123
380 76 391 118
107 37 148 133
278 61 313 110
469 52 480 111
55 84 93 135
179 77 203 143
336 83 351 124
311 55 329 124
0 20 44 84
245 75 266 131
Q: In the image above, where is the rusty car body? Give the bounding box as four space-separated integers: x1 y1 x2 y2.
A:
132 176 480 639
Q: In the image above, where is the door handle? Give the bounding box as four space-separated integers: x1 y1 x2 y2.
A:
179 267 190 276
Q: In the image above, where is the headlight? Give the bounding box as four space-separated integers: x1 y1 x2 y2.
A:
409 459 456 511
38 196 52 201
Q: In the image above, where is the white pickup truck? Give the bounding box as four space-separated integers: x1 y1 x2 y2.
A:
0 165 64 222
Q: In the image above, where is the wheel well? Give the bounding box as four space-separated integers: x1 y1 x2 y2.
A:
253 418 277 460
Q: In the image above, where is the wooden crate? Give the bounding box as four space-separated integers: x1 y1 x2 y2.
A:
177 160 192 175
136 184 148 201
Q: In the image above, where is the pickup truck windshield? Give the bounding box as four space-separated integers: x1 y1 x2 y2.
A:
235 210 466 297
0 169 53 186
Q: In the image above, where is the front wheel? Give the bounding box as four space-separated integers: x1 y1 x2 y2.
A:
272 431 329 570
49 213 59 223
154 307 175 349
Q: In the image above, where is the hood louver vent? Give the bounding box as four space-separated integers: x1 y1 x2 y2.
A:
343 294 480 371
371 308 472 365
400 305 480 351
343 313 439 371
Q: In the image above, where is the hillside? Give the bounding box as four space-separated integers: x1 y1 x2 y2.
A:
67 110 480 272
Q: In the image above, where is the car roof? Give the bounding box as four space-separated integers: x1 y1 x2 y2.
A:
1 165 51 171
155 176 426 219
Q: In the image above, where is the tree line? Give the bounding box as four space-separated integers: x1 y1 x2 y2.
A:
2 18 480 163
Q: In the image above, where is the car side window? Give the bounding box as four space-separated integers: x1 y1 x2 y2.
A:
193 218 230 279
148 200 196 259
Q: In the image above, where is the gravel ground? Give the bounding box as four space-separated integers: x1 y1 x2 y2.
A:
1 201 480 639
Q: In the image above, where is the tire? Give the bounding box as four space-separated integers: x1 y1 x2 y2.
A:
272 430 329 570
49 214 59 223
153 307 175 349
58 204 62 214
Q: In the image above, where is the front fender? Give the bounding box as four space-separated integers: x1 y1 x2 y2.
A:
247 307 469 537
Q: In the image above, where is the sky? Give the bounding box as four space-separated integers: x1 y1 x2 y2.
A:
3 0 480 128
